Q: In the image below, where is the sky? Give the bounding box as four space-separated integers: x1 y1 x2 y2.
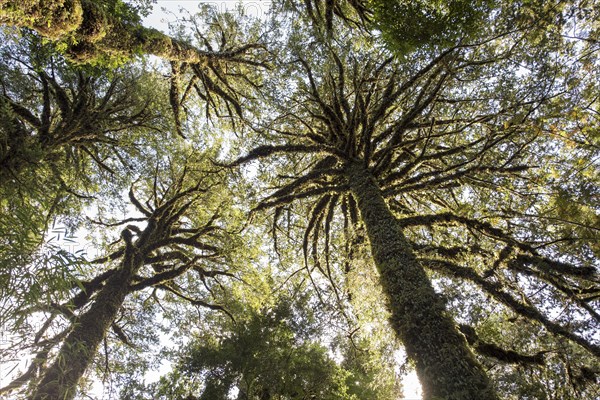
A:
144 0 272 29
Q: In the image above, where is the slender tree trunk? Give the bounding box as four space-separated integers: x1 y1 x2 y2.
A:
0 0 245 64
346 161 497 400
30 251 141 400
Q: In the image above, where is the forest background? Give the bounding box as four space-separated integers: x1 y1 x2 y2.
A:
0 0 598 399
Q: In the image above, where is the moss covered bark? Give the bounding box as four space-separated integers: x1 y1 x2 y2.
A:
0 0 83 39
30 248 141 400
346 161 497 400
0 0 232 64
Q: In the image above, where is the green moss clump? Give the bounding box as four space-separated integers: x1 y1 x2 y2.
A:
0 0 83 39
78 0 108 43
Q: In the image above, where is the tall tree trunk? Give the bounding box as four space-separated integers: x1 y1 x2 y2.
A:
346 161 497 400
30 250 141 400
0 0 249 64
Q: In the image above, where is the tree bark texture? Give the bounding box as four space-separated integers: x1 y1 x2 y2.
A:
30 248 141 400
346 161 498 400
0 0 229 64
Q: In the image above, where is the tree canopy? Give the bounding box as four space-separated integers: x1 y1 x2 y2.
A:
0 1 598 399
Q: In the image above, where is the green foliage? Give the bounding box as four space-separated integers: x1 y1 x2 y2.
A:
1 1 599 399
369 0 494 53
152 294 399 400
